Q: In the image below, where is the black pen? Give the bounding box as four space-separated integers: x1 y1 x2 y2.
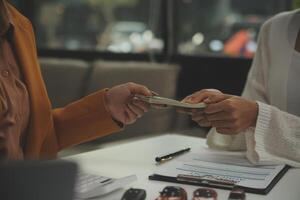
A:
155 148 191 163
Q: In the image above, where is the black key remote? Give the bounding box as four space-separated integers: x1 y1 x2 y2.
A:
121 188 146 200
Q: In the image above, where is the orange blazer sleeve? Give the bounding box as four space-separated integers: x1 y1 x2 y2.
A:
52 89 122 150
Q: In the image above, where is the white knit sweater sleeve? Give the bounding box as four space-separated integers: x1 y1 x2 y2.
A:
206 21 271 154
254 102 300 167
207 19 300 168
241 19 300 167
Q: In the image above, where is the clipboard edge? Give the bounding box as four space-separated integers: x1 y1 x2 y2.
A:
148 165 290 195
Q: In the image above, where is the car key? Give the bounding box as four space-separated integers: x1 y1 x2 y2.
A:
156 186 187 200
228 188 246 200
121 188 146 200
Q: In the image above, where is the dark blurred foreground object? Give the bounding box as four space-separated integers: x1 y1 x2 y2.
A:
156 186 187 200
192 188 218 200
121 188 146 200
228 188 246 200
0 160 78 200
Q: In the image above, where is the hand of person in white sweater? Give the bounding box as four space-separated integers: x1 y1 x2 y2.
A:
203 94 259 134
181 90 259 135
178 89 223 126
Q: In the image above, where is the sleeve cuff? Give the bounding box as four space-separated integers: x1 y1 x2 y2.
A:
253 101 272 160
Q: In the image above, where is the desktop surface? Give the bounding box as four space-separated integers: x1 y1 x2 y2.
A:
67 133 300 200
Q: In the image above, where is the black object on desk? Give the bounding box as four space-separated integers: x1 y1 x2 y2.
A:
228 187 246 200
155 148 191 163
156 186 187 200
121 188 146 200
193 188 218 200
0 160 78 200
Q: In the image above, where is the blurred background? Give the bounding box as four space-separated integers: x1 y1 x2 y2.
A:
13 0 299 56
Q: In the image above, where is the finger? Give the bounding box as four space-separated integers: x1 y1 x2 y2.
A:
192 115 205 121
124 105 137 124
176 108 193 115
183 94 206 104
196 119 212 127
191 109 204 114
188 89 222 103
204 101 229 114
210 120 233 128
132 99 150 112
127 103 144 118
216 127 236 135
181 95 194 103
204 94 233 104
127 82 152 96
151 91 159 96
205 111 232 121
191 113 205 121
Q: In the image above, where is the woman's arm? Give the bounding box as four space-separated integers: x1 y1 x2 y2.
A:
207 20 300 167
205 21 271 153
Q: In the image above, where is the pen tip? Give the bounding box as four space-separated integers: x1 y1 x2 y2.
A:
155 157 161 162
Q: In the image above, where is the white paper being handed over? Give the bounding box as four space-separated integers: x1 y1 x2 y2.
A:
135 95 206 109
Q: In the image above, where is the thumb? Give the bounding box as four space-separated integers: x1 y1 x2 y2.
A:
181 95 194 103
127 82 152 96
183 93 211 104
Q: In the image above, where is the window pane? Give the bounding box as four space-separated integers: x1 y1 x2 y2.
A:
35 0 163 53
177 0 287 58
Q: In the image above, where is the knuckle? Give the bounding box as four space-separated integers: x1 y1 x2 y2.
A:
231 113 239 121
199 89 208 93
127 82 135 87
207 95 216 101
225 100 235 110
185 95 193 99
197 89 209 95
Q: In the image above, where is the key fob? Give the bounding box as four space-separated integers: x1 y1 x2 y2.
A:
228 188 246 200
156 186 187 200
121 188 146 200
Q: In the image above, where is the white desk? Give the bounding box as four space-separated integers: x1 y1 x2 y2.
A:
67 134 300 200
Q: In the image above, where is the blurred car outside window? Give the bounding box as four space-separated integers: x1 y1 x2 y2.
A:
34 0 163 54
177 0 288 58
11 0 296 57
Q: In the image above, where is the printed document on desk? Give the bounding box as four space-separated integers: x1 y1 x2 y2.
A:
150 148 289 194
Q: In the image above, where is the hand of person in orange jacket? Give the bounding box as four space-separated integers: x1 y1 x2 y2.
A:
105 82 152 125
